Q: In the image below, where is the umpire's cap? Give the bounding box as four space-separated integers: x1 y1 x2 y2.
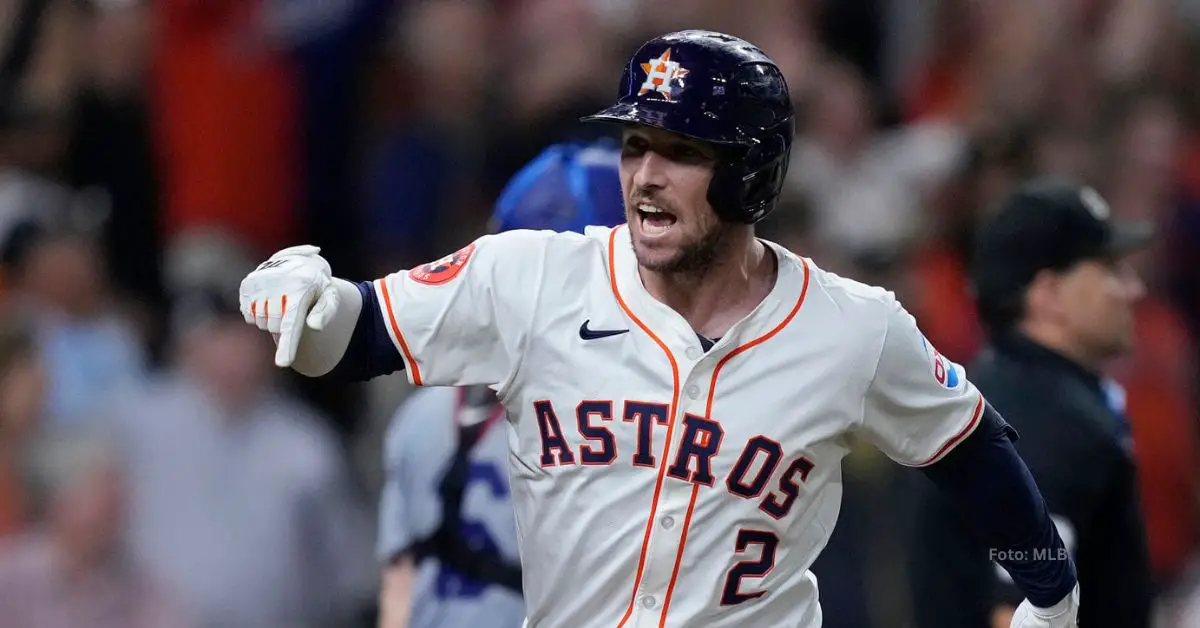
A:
970 177 1154 330
492 139 625 234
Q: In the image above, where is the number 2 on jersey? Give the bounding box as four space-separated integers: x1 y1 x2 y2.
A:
720 529 779 606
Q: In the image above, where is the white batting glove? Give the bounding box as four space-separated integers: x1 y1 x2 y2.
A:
1010 583 1079 628
238 245 341 368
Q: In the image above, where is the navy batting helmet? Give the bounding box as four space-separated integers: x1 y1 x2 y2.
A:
581 30 794 224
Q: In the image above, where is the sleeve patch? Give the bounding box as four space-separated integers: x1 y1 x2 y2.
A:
408 242 477 285
920 334 962 390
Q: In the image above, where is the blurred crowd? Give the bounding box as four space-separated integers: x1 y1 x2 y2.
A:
0 0 1197 627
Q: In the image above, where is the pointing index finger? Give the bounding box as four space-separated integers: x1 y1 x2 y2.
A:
274 290 312 367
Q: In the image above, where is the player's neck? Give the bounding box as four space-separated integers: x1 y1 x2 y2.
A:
641 236 776 339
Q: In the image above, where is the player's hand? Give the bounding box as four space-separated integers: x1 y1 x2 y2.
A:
1009 584 1079 628
239 245 341 368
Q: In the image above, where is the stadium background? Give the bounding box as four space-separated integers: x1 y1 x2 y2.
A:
0 0 1197 626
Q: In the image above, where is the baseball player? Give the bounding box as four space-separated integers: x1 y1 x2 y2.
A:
376 139 627 628
240 30 1081 628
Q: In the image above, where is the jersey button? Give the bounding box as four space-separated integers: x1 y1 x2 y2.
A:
661 516 675 529
641 595 658 610
685 346 699 359
686 385 700 399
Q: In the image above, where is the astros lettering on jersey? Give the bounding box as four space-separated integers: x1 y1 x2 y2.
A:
372 224 983 628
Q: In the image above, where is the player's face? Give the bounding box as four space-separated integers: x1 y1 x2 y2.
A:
619 127 735 275
1055 257 1145 360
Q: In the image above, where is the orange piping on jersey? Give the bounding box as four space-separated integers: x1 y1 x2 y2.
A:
658 255 811 626
657 483 700 622
701 256 811 420
280 294 287 318
916 393 985 466
609 227 683 628
377 277 423 385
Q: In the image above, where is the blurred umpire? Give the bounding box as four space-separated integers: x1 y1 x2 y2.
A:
909 178 1155 628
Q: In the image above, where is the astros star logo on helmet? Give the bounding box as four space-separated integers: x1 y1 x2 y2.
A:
638 49 689 101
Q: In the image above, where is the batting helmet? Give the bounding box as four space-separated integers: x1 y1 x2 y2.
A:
492 139 626 233
581 30 794 224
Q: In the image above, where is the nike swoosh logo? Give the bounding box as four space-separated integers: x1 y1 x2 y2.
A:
579 320 630 340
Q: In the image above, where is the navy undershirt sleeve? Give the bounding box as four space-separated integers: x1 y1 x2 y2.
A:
919 403 1077 608
324 281 407 381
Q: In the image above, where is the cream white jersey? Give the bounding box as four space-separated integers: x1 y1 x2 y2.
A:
371 224 984 628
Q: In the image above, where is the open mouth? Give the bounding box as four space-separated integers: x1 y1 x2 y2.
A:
636 202 678 236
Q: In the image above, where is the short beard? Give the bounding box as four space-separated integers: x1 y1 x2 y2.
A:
634 221 737 279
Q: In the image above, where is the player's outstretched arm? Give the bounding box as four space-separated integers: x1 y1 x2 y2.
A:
919 408 1080 628
855 294 1078 627
238 245 403 379
240 232 548 388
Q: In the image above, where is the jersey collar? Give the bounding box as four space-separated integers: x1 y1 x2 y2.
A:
606 224 809 357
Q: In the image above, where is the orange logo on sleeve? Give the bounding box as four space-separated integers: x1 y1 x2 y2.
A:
408 242 476 285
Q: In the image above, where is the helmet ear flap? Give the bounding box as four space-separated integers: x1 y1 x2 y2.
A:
706 135 791 224
706 146 751 224
742 135 791 221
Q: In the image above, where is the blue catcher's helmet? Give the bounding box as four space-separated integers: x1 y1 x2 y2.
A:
581 30 794 224
492 139 626 233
